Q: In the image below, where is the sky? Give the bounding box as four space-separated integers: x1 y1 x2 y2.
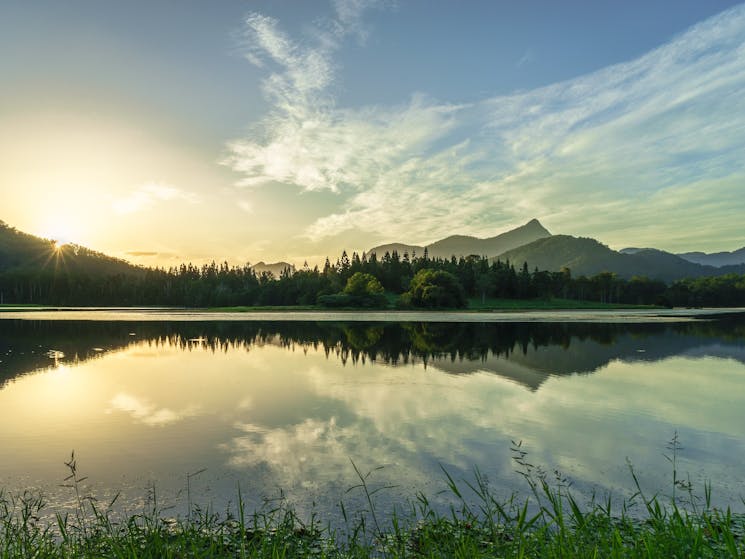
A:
2 0 745 268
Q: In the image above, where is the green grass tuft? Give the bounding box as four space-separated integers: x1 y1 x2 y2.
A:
2 445 743 558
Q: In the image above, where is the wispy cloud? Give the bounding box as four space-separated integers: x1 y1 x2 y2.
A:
113 182 200 215
124 251 159 257
237 199 254 213
331 0 386 43
515 49 533 68
226 4 745 250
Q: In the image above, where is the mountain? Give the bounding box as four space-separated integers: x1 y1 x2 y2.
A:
366 221 745 281
677 247 745 267
495 235 743 281
618 247 646 255
624 246 745 268
0 220 141 276
251 261 295 278
366 242 425 259
624 248 721 280
368 218 551 259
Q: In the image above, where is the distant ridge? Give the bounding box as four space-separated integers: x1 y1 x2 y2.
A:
676 247 745 268
368 218 551 260
619 247 647 255
497 235 745 281
367 242 425 259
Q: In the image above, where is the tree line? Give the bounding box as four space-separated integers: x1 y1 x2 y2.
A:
2 248 745 308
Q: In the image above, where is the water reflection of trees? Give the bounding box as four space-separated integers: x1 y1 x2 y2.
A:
2 318 744 388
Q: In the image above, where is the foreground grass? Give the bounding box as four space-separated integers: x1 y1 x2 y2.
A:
2 453 744 558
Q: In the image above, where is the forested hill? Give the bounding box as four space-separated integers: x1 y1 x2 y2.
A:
368 218 551 260
496 235 745 281
0 220 141 277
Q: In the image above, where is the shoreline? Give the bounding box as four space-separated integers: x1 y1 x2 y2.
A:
1 306 744 323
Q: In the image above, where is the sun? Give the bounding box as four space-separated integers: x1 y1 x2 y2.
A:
40 236 70 272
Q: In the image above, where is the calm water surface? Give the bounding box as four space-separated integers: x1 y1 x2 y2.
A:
1 313 744 522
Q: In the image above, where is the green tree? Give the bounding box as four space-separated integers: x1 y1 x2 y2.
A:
344 272 384 297
401 269 467 308
318 272 386 307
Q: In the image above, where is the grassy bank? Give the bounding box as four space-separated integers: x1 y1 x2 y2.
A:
465 297 661 311
204 298 661 313
2 457 743 558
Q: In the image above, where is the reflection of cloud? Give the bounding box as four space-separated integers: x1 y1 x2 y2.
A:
221 362 530 498
237 395 253 409
225 418 348 489
223 413 437 501
220 352 745 511
113 182 200 215
108 392 199 426
227 4 745 249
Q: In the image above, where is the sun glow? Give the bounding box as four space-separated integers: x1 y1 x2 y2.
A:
37 214 86 248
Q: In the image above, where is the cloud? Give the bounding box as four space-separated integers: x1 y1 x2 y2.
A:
227 4 745 250
238 13 334 109
125 251 159 257
237 199 254 213
113 182 200 215
331 0 386 43
516 49 533 68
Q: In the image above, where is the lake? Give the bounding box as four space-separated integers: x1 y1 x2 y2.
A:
1 310 744 524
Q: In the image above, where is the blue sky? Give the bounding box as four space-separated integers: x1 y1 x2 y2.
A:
2 0 744 266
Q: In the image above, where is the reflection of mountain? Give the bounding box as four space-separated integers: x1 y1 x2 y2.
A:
428 325 745 390
1 317 744 390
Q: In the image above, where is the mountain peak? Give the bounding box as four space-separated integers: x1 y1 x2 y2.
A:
521 218 550 234
368 219 551 260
